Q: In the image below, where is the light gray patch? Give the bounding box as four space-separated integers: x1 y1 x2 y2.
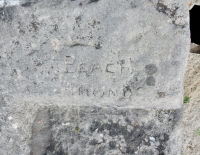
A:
145 64 158 75
146 76 156 86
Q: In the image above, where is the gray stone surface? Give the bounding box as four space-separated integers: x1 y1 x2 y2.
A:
32 106 182 155
0 0 190 154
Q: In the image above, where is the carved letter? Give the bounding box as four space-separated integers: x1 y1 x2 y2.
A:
66 66 76 73
118 60 125 74
123 86 132 97
79 87 89 96
79 63 87 73
65 55 75 65
106 63 121 73
93 89 104 98
108 89 116 97
91 63 102 73
106 64 115 73
65 55 76 73
78 63 91 76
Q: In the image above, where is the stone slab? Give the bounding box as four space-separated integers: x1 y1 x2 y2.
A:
0 96 183 154
0 0 190 154
32 106 182 155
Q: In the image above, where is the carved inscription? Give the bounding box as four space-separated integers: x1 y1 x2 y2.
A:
62 50 153 99
65 55 131 75
65 85 120 98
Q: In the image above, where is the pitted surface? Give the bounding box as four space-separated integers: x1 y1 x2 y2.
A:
0 0 190 154
0 0 189 108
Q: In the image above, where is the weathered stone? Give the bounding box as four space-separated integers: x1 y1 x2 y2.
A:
30 108 51 155
0 0 190 154
190 43 200 54
45 106 181 155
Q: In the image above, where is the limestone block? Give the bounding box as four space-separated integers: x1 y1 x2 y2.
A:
0 0 190 154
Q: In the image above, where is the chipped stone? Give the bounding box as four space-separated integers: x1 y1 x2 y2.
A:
0 0 190 154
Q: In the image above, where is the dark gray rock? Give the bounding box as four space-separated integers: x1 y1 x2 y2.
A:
31 106 182 155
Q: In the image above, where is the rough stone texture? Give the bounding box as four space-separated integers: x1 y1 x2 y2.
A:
182 53 200 155
38 106 181 155
190 43 200 54
0 0 190 154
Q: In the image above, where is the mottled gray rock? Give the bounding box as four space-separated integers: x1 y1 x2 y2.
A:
0 0 190 154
